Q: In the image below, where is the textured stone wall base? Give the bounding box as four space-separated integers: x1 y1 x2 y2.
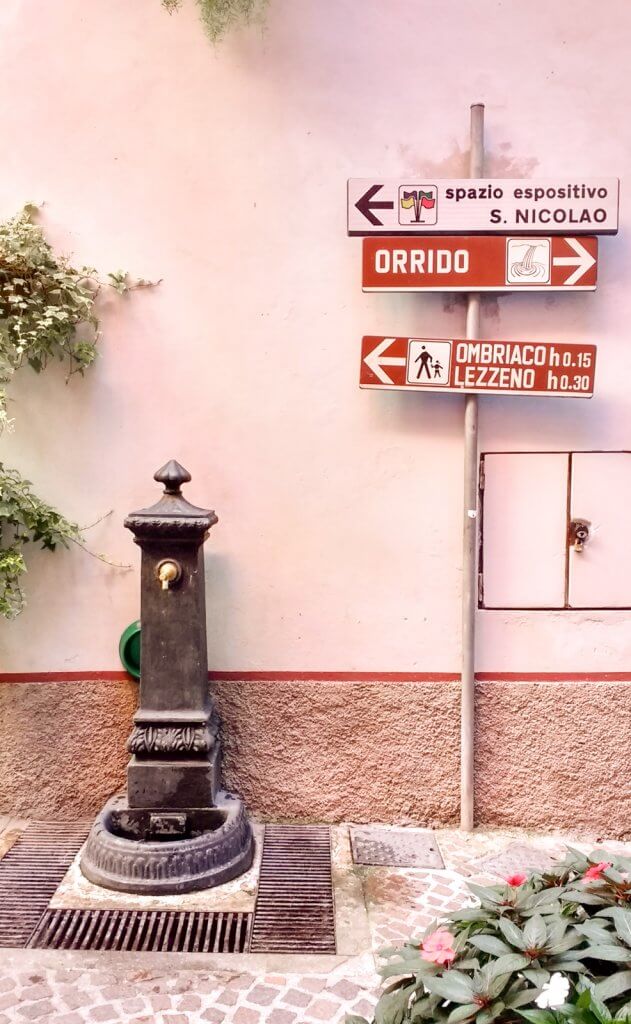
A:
1 678 629 838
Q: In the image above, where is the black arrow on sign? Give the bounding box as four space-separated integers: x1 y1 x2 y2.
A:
355 184 394 226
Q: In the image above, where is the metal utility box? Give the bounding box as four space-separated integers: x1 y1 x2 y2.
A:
479 451 631 610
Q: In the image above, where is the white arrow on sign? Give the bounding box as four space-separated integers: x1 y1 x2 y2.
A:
364 337 406 384
552 237 597 286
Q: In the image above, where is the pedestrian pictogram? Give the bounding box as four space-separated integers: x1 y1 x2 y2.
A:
409 341 451 384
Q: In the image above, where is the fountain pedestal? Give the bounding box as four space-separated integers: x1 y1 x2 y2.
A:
80 461 253 894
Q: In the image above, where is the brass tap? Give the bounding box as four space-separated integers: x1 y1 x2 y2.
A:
157 560 180 591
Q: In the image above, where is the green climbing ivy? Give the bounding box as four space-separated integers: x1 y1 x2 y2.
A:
0 205 146 618
0 467 83 618
162 0 268 41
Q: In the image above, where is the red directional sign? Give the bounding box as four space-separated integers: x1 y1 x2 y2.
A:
360 336 596 398
362 235 598 291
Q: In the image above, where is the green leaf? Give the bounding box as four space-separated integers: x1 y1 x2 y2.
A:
457 958 481 971
526 889 566 908
516 1010 558 1024
487 973 513 1000
590 993 613 1023
546 920 569 947
375 983 415 1024
523 970 551 987
488 953 531 976
546 959 587 973
476 1000 505 1024
380 959 429 980
499 918 527 949
594 972 631 1002
577 922 616 944
524 915 547 949
616 998 631 1021
548 931 585 954
584 944 631 962
448 1005 480 1024
423 973 476 1004
377 945 402 958
561 891 609 906
469 935 514 956
614 910 631 948
506 988 542 1009
450 909 496 924
468 883 505 906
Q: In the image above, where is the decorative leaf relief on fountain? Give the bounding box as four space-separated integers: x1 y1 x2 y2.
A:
128 724 215 754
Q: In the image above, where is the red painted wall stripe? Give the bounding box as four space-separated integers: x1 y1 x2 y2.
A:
0 670 630 684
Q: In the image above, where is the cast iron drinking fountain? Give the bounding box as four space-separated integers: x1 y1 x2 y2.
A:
80 460 254 893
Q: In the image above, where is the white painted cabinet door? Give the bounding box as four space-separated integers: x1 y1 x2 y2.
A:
481 453 569 609
568 452 631 608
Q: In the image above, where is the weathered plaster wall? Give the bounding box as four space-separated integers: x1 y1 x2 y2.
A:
2 679 629 839
0 0 630 675
0 681 137 820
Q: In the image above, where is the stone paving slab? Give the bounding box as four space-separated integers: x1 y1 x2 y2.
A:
0 818 27 861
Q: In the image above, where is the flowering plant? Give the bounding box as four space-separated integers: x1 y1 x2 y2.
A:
348 848 631 1024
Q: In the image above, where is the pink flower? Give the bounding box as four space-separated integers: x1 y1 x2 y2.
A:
505 872 528 886
421 928 457 965
583 862 612 881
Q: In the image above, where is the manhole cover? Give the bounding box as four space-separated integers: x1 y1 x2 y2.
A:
475 842 558 877
350 828 444 868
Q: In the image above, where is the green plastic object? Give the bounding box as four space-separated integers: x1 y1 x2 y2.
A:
119 620 141 680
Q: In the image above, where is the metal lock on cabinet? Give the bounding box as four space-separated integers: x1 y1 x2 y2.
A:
569 518 591 552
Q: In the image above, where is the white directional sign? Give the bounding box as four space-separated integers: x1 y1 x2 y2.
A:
348 178 619 236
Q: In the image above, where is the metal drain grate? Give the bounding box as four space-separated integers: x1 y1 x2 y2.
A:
250 825 336 954
0 821 90 947
350 826 445 868
29 909 252 952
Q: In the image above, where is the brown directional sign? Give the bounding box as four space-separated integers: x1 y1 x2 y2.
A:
360 336 596 398
362 235 598 291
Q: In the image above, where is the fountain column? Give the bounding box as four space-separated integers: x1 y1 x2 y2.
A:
80 461 253 894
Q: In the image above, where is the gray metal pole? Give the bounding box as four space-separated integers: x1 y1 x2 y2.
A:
460 103 485 831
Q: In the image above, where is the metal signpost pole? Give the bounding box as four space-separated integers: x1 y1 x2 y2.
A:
461 103 485 831
349 110 615 830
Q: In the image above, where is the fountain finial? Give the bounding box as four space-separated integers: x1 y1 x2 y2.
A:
154 460 192 495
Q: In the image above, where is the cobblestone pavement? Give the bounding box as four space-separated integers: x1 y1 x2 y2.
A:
0 951 379 1024
1 821 629 1024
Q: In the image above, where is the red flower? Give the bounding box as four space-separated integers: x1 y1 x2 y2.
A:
583 861 612 881
505 872 528 886
421 928 457 965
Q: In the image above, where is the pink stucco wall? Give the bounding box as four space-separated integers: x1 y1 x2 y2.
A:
0 0 630 678
1 678 629 839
